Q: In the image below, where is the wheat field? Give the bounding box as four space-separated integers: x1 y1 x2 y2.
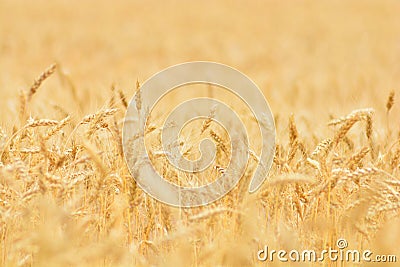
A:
1 0 400 266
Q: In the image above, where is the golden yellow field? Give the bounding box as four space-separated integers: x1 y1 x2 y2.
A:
1 0 400 266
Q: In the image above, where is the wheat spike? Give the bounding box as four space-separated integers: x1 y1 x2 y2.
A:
118 89 128 109
25 118 59 128
18 89 27 122
200 106 216 134
210 130 227 154
287 114 299 163
347 147 369 170
332 116 359 147
27 63 57 101
80 108 118 124
44 115 71 140
311 138 332 159
328 108 374 126
135 79 142 112
386 90 395 112
288 114 298 147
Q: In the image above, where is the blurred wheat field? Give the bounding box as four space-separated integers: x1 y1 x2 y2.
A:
1 0 400 266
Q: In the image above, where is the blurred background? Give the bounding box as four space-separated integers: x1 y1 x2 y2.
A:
1 0 399 127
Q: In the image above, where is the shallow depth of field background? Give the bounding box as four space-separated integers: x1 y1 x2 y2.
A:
1 0 400 266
